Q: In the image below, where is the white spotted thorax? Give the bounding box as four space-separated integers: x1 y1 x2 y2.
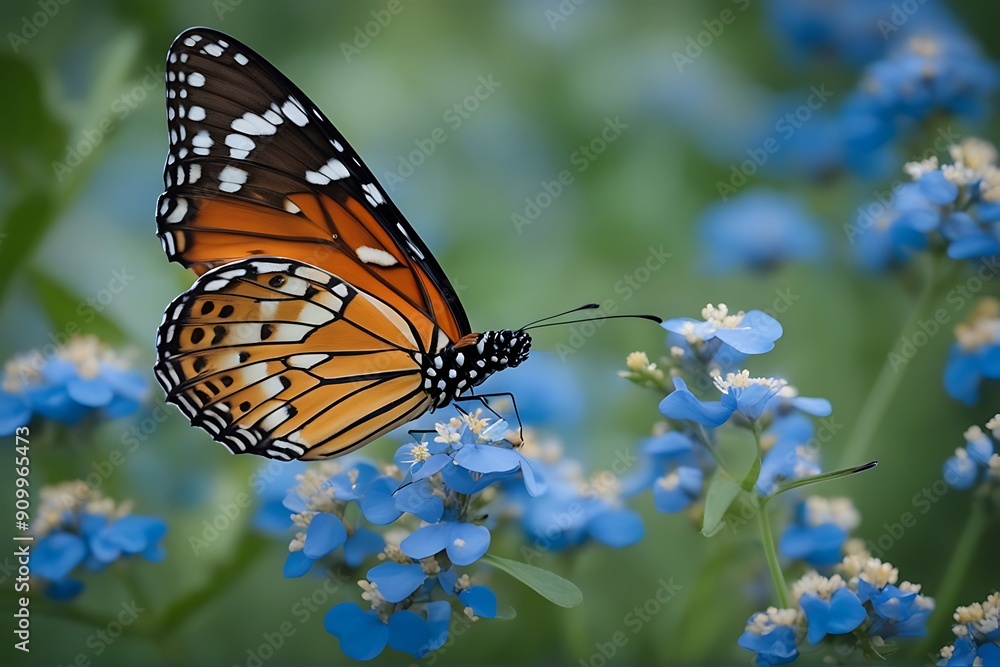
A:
803 496 861 532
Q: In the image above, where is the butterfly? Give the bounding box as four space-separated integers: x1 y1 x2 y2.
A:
153 27 531 461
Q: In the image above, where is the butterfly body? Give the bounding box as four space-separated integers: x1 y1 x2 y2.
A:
154 28 530 460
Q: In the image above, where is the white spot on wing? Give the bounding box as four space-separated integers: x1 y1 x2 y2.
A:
234 53 249 65
288 354 328 369
165 198 188 223
203 42 223 57
318 158 349 181
362 183 385 205
284 199 301 214
356 246 398 266
188 106 206 122
281 97 309 127
232 112 276 136
218 165 248 193
188 72 206 87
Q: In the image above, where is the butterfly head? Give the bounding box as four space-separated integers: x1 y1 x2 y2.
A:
427 329 531 407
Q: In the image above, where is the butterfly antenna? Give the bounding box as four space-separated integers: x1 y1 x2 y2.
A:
523 313 662 331
517 303 601 331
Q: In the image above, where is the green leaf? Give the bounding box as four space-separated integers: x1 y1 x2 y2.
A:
741 454 761 492
480 554 583 608
30 268 129 344
701 472 742 537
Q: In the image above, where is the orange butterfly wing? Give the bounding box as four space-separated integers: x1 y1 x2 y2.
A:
155 258 433 460
155 27 468 345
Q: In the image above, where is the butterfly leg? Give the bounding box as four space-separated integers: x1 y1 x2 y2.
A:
463 392 524 445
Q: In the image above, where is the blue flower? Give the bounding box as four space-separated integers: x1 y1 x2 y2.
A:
401 522 491 566
944 421 999 491
458 585 498 619
252 460 306 534
505 451 644 552
31 482 166 600
943 449 980 490
944 299 1000 405
868 583 934 639
367 561 428 603
0 336 148 435
779 497 858 566
758 412 822 495
800 588 867 644
662 304 783 355
660 372 788 427
698 190 827 273
738 609 800 666
653 466 703 513
761 0 961 66
324 600 450 660
937 592 1000 666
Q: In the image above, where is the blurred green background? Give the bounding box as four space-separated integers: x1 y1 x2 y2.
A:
2 1 999 665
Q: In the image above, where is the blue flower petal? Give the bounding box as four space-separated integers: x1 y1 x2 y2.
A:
660 378 733 427
394 480 445 523
283 550 313 578
46 578 85 600
517 453 547 497
453 443 520 473
344 528 385 568
714 310 783 354
303 513 347 558
587 508 644 547
411 453 453 482
446 523 491 566
33 532 87 580
387 609 432 657
324 603 388 661
400 523 450 560
459 586 498 618
359 477 405 525
0 390 31 436
917 170 959 205
367 562 427 603
66 377 114 408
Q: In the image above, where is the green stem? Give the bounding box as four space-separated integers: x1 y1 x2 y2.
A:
756 495 790 609
693 424 738 479
917 499 989 657
742 423 763 492
767 461 879 502
838 256 957 467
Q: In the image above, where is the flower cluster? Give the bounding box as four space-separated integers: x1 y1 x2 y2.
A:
276 411 636 660
937 591 1000 666
761 0 962 67
623 304 833 511
944 297 1000 406
779 496 860 567
31 481 167 600
843 33 997 156
740 550 934 665
853 138 1000 270
0 335 147 435
503 437 644 552
942 419 999 492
